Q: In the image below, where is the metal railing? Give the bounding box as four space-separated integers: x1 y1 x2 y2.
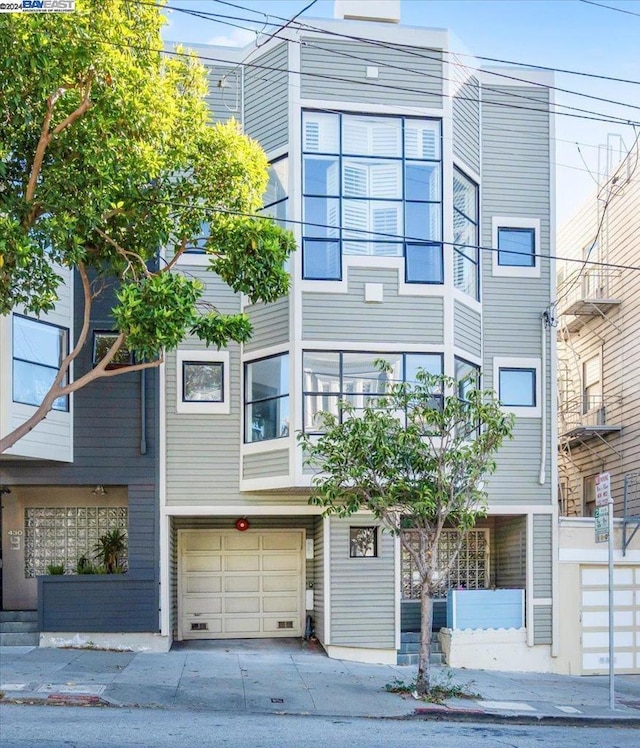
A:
559 393 621 434
556 269 618 316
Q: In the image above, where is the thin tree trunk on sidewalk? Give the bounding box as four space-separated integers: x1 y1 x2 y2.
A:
416 581 434 696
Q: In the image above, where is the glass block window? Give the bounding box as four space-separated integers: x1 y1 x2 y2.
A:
24 506 128 577
401 529 489 599
349 526 378 557
302 111 443 282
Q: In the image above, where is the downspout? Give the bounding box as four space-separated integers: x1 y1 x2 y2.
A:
140 369 147 455
539 312 547 485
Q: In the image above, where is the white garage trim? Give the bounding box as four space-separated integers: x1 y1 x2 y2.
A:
178 529 306 640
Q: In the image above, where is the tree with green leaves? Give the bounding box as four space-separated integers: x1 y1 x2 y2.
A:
0 0 295 453
299 368 514 696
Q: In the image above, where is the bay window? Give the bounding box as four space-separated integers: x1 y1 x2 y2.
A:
244 353 289 443
453 168 479 299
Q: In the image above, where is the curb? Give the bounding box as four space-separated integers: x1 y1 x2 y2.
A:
411 705 640 728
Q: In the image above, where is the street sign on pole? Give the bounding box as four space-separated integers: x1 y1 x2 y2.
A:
594 505 609 543
596 471 612 507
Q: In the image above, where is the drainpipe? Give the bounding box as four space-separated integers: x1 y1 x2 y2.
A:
539 313 547 485
140 369 147 455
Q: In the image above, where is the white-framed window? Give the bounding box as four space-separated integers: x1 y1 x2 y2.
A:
492 217 541 278
175 350 230 414
493 356 541 417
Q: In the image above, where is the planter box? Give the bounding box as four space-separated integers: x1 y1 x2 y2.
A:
446 589 524 630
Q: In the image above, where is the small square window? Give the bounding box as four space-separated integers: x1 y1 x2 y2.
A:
499 367 536 407
183 361 223 402
349 527 378 558
93 332 133 368
497 228 535 267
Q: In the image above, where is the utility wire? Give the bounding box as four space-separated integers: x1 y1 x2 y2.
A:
131 196 640 274
579 0 640 18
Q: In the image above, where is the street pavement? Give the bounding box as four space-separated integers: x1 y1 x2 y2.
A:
1 638 639 726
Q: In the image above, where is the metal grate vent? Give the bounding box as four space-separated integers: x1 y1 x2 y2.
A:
190 622 208 631
277 621 294 630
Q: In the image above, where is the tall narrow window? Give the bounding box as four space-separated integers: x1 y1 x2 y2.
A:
302 112 442 283
582 354 601 414
453 169 479 299
245 354 289 442
12 315 68 411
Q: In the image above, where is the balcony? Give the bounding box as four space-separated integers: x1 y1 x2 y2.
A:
556 269 621 333
559 394 622 447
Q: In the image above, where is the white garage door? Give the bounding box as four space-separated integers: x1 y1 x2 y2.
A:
179 530 304 639
580 565 640 674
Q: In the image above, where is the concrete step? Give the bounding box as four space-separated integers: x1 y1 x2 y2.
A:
0 610 37 623
0 621 39 633
0 631 39 646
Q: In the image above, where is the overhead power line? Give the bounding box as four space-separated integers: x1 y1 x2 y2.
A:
579 0 640 19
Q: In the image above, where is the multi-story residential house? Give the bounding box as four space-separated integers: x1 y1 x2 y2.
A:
0 273 161 649
555 138 640 675
160 1 557 670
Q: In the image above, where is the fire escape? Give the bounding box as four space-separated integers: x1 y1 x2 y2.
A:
556 265 622 516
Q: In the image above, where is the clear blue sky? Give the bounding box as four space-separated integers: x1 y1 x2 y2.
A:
161 0 640 224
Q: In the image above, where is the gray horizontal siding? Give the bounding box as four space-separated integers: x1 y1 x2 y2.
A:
300 39 442 108
533 604 552 645
302 269 444 344
242 449 290 480
244 43 288 153
532 514 552 598
204 64 242 124
494 516 526 588
313 517 325 644
453 71 480 174
244 297 289 353
329 518 395 648
454 300 481 357
39 576 158 633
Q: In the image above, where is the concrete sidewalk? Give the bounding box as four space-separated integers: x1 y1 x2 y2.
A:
1 639 639 725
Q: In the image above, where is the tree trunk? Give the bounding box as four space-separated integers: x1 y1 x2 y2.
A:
416 581 434 696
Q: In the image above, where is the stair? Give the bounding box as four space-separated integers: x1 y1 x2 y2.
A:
0 610 39 646
397 631 444 666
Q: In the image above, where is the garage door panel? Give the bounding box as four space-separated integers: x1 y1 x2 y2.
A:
225 576 260 593
183 533 222 551
263 555 300 572
224 618 261 634
263 617 300 633
582 590 634 607
184 576 222 594
263 533 302 551
184 598 222 615
263 575 298 593
224 534 260 551
226 555 260 572
263 595 299 613
225 597 261 614
185 555 222 572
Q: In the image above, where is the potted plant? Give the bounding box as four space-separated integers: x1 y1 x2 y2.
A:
93 528 127 573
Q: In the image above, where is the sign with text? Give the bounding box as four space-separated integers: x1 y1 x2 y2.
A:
594 505 609 543
595 471 612 507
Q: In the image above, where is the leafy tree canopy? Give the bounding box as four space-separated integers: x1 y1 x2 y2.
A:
0 0 295 451
299 367 514 694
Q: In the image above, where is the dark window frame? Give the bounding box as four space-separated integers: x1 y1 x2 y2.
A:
12 314 69 412
182 360 224 403
349 526 378 558
453 167 480 299
302 350 444 434
497 227 535 268
244 352 290 444
498 366 537 408
92 330 134 369
301 110 443 283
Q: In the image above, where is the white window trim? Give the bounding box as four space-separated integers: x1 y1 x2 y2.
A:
176 350 230 415
493 356 541 418
492 216 541 279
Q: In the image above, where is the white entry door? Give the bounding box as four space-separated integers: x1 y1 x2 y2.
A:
179 530 304 639
580 565 640 674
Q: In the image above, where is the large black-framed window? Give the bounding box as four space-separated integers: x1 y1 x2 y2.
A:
261 155 288 228
12 314 69 411
302 111 443 283
453 168 479 299
244 353 289 443
497 227 535 267
455 356 481 436
302 350 443 433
